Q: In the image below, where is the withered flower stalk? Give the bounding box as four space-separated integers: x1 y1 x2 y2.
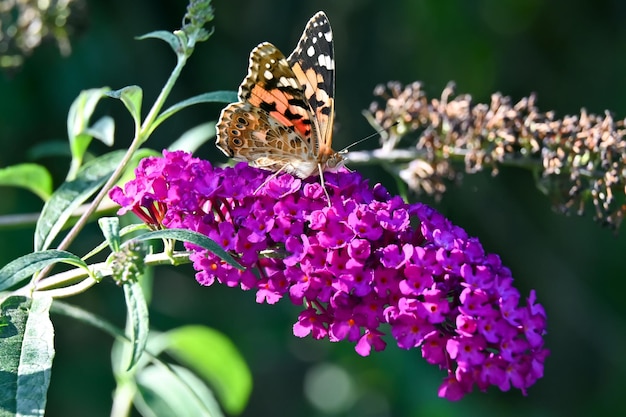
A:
350 81 626 230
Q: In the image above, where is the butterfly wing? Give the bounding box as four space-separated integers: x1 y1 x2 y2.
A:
216 101 318 176
216 13 340 178
287 11 335 158
216 42 321 177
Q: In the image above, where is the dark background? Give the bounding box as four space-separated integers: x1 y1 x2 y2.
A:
2 0 626 416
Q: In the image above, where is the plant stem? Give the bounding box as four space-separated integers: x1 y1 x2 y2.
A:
28 251 192 298
110 379 136 417
37 54 189 281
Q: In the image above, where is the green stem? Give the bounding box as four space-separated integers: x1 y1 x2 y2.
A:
38 54 190 279
110 379 137 417
29 251 192 298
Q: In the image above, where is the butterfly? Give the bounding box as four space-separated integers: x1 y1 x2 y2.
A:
216 11 343 196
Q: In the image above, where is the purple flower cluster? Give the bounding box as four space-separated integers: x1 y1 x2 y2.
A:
110 150 548 400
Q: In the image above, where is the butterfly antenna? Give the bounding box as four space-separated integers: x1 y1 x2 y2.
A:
338 121 400 154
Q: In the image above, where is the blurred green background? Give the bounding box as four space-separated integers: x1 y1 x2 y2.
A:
2 0 626 416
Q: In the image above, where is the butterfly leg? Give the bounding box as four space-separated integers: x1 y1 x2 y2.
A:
317 163 332 208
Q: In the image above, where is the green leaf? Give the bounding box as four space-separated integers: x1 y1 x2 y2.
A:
66 87 111 175
83 116 115 147
136 30 182 52
160 326 252 415
123 281 149 370
135 364 224 417
0 250 89 291
34 149 126 251
150 91 237 134
0 296 55 417
131 229 243 270
168 122 216 153
98 217 121 252
0 163 53 201
107 86 143 126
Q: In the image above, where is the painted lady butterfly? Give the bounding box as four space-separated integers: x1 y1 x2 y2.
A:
216 11 343 188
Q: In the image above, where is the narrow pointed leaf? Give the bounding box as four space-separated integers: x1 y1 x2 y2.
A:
34 149 126 251
107 86 143 125
0 296 55 417
0 164 53 201
0 250 89 291
136 30 182 52
67 87 111 166
98 217 121 252
123 281 149 370
130 229 243 270
83 115 115 146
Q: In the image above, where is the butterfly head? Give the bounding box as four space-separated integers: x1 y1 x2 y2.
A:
321 150 344 172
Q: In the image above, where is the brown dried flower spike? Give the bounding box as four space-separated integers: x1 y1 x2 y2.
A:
361 81 626 230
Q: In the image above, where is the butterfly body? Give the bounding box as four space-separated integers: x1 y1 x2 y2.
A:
216 12 342 180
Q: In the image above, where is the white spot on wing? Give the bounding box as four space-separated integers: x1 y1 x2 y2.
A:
264 70 273 80
307 45 315 57
317 54 334 70
278 76 299 89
